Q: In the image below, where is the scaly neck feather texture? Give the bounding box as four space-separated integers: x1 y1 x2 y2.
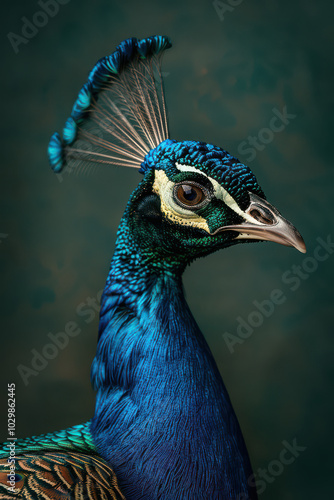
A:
90 195 257 500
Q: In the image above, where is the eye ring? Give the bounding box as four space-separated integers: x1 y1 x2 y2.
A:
173 181 211 210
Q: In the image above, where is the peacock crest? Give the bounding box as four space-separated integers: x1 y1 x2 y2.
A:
48 36 171 174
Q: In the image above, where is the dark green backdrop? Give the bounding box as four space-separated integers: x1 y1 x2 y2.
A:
1 0 333 498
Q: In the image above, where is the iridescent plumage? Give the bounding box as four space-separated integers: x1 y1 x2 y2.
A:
0 35 305 500
0 423 124 499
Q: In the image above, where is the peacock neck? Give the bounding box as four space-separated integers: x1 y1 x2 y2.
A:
92 214 209 392
90 211 256 499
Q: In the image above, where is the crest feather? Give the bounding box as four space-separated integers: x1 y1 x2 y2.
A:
48 35 172 173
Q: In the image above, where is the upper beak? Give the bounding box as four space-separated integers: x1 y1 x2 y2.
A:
214 193 306 253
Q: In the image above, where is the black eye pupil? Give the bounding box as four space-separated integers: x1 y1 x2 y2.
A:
182 185 197 201
175 182 206 208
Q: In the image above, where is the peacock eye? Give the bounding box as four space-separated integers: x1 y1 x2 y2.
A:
173 182 209 209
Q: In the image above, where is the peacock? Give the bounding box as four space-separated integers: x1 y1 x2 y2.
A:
0 35 306 500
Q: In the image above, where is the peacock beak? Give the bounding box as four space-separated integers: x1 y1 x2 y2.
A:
215 193 307 253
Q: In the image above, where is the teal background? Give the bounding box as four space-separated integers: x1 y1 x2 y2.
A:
1 0 333 498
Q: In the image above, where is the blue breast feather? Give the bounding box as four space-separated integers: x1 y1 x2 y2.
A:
90 209 256 499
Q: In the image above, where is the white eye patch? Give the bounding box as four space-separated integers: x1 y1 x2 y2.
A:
152 164 254 233
152 170 211 232
175 163 255 224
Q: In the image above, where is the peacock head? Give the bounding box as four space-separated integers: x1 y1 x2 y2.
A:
48 35 305 266
119 138 305 264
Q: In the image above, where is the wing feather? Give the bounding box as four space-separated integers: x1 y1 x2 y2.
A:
0 451 125 499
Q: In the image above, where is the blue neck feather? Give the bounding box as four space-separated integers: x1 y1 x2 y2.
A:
90 184 257 500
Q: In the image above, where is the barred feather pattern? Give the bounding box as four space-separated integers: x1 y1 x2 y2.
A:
0 451 125 499
48 36 171 175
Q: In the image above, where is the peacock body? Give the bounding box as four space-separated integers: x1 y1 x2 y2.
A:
0 35 305 500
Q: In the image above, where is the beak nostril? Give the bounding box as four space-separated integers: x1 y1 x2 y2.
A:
249 208 275 225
